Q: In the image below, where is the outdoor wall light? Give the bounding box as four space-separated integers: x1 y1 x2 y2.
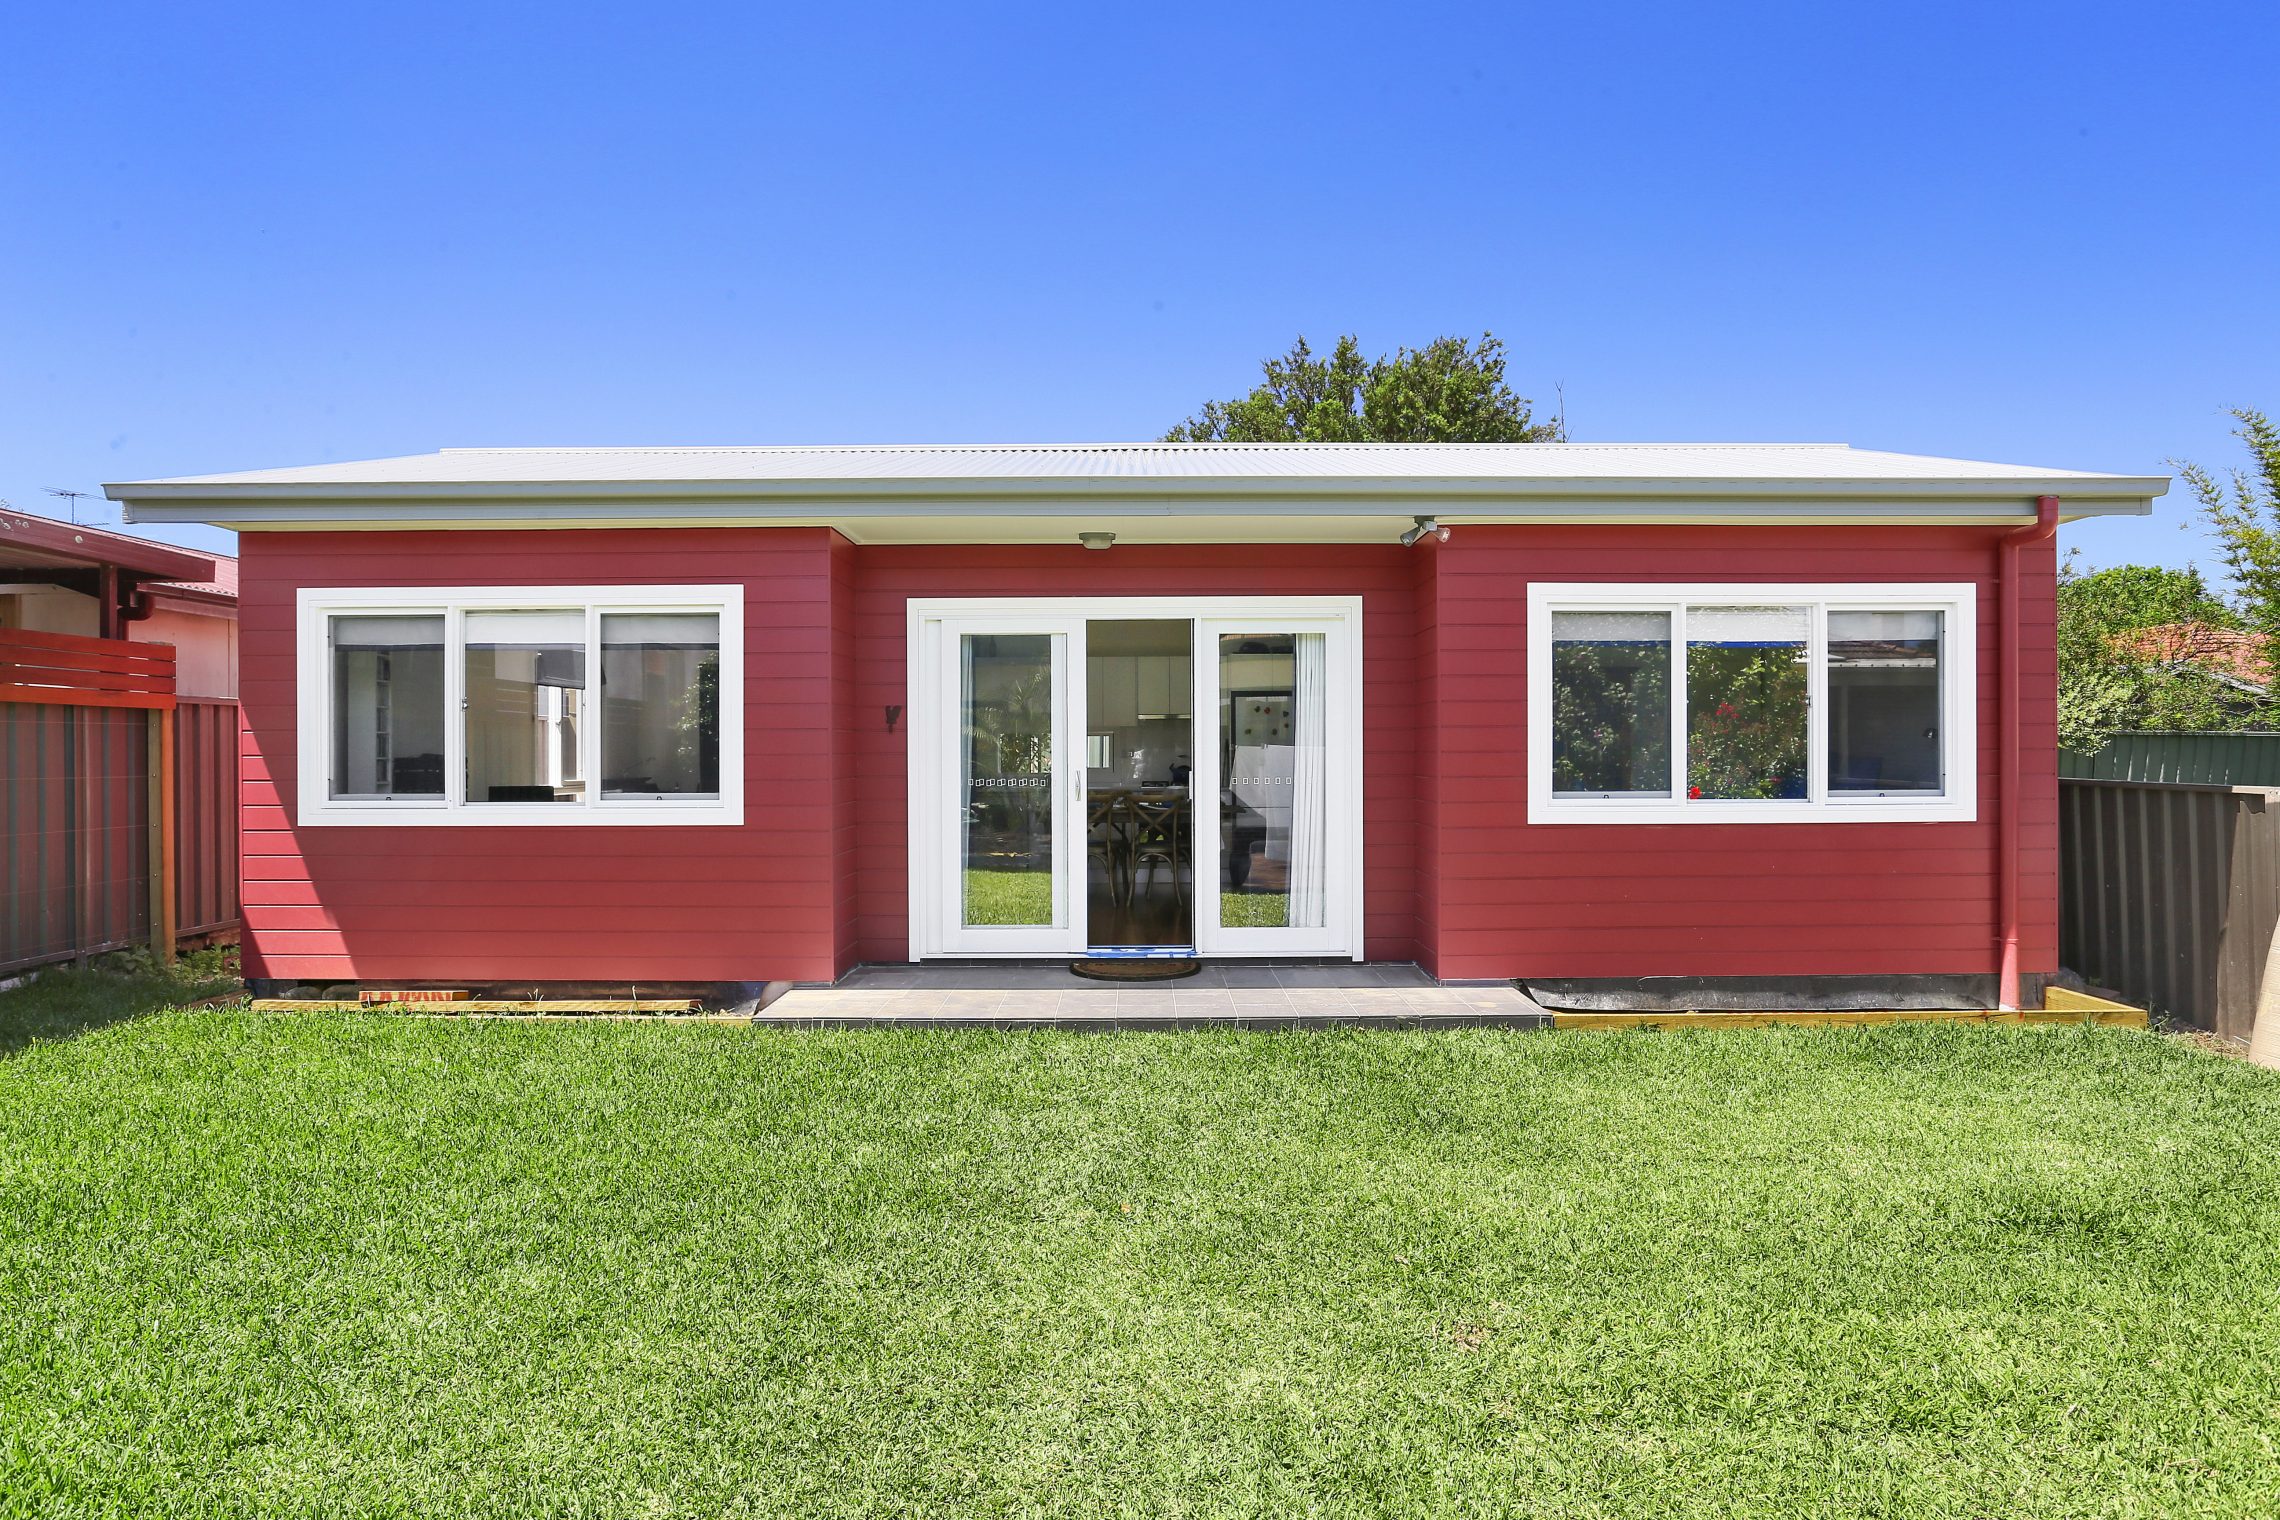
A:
1400 515 1451 547
1078 531 1117 550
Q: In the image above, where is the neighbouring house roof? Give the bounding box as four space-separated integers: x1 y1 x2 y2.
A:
1 507 216 583
107 441 2168 543
148 550 238 611
2116 622 2271 693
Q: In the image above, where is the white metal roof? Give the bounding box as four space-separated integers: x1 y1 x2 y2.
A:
106 441 2166 540
118 440 2153 488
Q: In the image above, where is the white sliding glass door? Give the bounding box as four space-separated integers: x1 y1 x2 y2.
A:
1192 615 1360 957
909 598 1361 961
918 612 1088 956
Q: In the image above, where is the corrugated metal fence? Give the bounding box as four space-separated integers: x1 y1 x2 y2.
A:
0 702 156 973
2061 730 2280 785
2059 778 2280 1041
0 629 240 975
174 698 240 939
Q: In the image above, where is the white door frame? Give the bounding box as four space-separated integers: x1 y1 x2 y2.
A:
906 595 1365 961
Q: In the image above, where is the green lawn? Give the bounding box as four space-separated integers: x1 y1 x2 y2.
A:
5 964 2280 1517
963 867 1053 926
1219 890 1289 929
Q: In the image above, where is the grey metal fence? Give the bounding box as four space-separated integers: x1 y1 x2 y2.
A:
2059 778 2280 1041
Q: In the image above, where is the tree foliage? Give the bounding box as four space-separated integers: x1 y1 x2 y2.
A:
2055 558 2258 751
1163 333 1562 444
2178 407 2280 670
2053 410 2280 752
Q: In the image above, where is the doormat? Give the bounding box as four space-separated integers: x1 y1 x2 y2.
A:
1070 959 1202 982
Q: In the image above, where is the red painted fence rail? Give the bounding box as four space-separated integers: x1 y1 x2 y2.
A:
0 626 176 710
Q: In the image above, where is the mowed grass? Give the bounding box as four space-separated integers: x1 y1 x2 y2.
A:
4 967 2280 1517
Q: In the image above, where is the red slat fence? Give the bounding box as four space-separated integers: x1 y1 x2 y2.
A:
0 627 239 975
0 627 177 708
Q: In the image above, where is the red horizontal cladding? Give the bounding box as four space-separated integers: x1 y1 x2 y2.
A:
1439 946 2005 982
1418 523 2053 980
844 541 1420 965
235 527 844 984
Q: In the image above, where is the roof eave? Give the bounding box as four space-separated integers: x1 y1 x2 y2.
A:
0 511 217 580
110 474 2167 529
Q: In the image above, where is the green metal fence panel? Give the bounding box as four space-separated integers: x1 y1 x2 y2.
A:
2060 731 2280 786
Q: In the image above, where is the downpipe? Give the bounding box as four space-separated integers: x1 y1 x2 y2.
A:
1997 495 2061 1010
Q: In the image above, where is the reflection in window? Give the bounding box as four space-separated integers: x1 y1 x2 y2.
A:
465 610 586 804
1550 611 1672 795
1829 611 1943 793
601 613 719 798
329 615 445 798
1219 632 1326 930
962 634 1055 926
1686 606 1808 801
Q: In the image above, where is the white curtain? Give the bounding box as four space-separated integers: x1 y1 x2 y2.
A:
1287 632 1327 929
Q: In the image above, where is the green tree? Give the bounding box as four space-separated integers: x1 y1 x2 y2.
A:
1163 333 1562 443
2055 557 2258 751
2179 406 2280 677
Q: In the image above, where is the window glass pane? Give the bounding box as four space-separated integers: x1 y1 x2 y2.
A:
600 613 720 799
465 611 587 804
1550 611 1672 795
1686 606 1808 801
330 615 445 798
962 634 1055 926
1828 610 1943 793
1218 632 1327 930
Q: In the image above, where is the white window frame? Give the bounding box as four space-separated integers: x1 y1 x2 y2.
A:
1526 582 1976 825
297 584 744 827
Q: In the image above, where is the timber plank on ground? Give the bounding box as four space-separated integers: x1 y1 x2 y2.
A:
1549 1002 2147 1032
249 998 702 1014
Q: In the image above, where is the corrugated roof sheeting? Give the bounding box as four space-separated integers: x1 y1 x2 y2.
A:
125 441 2146 489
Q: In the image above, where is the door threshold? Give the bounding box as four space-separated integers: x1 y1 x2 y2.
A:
1083 945 1200 959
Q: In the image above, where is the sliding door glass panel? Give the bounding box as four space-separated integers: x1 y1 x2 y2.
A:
1217 632 1326 930
465 610 587 804
1686 605 1808 801
600 613 720 798
962 633 1056 926
330 615 445 798
1550 610 1672 796
1828 610 1943 793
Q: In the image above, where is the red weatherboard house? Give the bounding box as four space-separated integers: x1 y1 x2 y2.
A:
108 443 2166 1010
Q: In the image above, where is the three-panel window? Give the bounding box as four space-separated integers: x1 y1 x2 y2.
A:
298 586 743 825
1526 583 1977 823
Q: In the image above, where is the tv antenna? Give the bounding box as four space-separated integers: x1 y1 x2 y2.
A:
43 487 97 524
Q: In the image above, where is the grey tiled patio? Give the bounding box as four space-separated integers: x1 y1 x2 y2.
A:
759 962 1549 1027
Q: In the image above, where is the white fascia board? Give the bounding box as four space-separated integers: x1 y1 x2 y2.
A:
116 487 2164 533
110 472 2168 505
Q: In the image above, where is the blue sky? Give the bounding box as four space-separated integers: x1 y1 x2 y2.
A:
5 2 2275 572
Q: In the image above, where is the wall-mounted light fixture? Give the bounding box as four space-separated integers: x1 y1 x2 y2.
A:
1078 531 1117 551
885 704 902 734
1400 515 1451 547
